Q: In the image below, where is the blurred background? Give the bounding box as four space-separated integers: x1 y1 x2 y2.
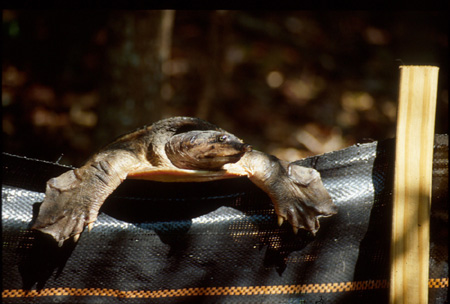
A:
2 10 448 167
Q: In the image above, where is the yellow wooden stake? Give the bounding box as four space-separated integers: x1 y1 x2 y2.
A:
390 66 439 304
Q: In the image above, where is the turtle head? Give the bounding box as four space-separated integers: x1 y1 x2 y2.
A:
165 130 252 170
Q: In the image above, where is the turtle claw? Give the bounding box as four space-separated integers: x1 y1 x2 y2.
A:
88 223 94 233
73 233 80 243
292 226 299 234
277 216 284 227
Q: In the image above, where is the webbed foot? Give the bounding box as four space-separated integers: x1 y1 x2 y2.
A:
32 156 132 246
273 162 337 235
243 151 337 235
31 169 100 246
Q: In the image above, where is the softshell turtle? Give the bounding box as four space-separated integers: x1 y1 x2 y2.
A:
32 117 337 246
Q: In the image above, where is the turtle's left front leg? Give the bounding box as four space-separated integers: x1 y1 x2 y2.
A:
226 151 337 235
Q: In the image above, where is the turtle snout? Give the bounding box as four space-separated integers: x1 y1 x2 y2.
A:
242 143 252 152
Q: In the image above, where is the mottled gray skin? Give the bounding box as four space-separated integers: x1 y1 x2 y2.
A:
235 152 337 233
165 131 252 170
32 117 337 246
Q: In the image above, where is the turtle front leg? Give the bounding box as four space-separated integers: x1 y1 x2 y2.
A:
32 151 139 246
271 161 337 234
227 151 337 235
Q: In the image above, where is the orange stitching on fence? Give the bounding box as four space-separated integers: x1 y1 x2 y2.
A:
2 278 447 299
428 278 448 288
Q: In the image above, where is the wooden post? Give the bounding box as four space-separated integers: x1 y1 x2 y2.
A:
390 66 439 304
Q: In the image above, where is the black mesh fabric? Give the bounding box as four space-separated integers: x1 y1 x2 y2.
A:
2 135 448 304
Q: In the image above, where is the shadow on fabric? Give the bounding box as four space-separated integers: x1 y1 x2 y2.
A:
18 202 79 290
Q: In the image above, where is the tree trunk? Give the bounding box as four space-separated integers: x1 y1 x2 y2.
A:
196 11 225 120
97 10 174 144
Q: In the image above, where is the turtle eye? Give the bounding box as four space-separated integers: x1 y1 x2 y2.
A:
217 134 228 142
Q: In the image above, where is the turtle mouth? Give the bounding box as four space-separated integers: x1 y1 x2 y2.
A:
200 143 251 164
222 143 252 159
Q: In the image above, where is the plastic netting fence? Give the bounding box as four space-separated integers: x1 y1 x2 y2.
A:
2 135 448 304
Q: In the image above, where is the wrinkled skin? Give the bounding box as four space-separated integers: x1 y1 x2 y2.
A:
226 152 337 233
165 130 252 170
32 117 337 246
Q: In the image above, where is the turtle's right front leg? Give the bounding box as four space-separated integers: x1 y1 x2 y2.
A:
32 151 140 246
